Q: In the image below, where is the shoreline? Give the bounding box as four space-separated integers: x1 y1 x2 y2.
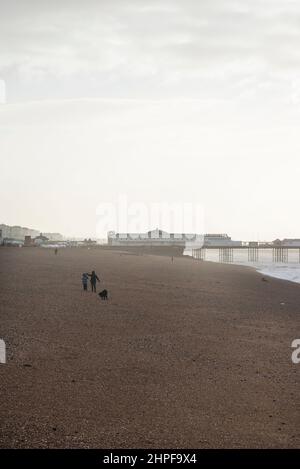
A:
183 249 300 286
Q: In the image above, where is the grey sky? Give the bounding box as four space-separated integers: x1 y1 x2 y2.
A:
1 0 300 102
0 1 300 239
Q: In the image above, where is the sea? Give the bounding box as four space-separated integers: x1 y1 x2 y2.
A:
184 247 300 285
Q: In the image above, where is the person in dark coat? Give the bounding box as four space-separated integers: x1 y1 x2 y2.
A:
87 270 100 292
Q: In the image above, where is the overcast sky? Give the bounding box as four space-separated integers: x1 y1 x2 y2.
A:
1 0 300 239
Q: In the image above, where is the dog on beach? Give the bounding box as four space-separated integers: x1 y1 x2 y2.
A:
99 289 108 300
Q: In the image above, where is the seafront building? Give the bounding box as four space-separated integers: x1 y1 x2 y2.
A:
108 229 201 246
280 239 300 247
0 223 39 240
202 233 243 247
107 229 242 247
34 233 50 245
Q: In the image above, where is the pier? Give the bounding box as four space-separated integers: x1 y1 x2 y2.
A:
192 244 300 264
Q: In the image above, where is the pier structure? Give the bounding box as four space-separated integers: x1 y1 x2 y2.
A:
192 244 300 264
272 247 288 263
248 247 259 262
219 247 233 263
192 248 206 261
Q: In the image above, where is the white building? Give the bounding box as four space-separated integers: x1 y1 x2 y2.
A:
203 234 243 247
108 229 243 248
0 224 39 240
34 233 49 246
281 239 300 247
108 229 203 247
43 233 64 241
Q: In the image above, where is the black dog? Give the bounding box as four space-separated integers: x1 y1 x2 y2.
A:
99 289 108 300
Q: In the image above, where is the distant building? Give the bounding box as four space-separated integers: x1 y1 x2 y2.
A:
203 234 242 247
83 238 97 245
108 229 203 247
34 233 49 246
24 235 34 247
107 229 243 247
2 238 23 247
0 224 39 240
43 233 64 241
248 241 259 247
280 239 300 247
272 238 300 247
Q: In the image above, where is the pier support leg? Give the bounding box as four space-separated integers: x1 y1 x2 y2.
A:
272 248 288 263
199 248 206 261
193 248 205 260
219 248 233 263
248 247 259 262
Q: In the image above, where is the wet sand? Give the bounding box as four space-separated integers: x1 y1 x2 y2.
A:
0 246 299 448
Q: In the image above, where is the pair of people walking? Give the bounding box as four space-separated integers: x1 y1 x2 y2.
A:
82 270 100 292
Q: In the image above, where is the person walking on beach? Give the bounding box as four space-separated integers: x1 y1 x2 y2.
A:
82 273 89 291
87 270 100 292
